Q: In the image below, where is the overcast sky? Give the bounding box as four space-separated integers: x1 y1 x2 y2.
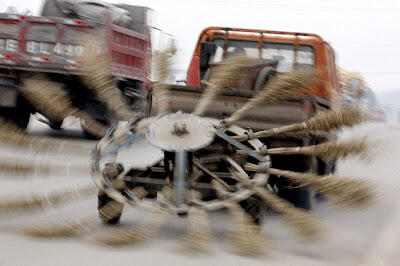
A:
1 0 399 93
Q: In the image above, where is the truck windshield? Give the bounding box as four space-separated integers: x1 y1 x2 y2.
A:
210 38 314 72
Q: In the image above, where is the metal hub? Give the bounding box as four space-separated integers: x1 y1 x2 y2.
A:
145 111 215 152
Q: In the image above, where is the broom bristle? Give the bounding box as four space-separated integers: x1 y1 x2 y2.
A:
152 51 172 114
194 56 254 116
0 117 92 155
22 75 107 138
0 162 32 175
225 201 264 256
233 107 365 142
305 107 365 132
0 161 89 177
0 185 96 214
226 71 313 124
247 166 373 208
81 39 134 120
253 187 322 241
22 216 97 238
212 180 263 255
179 206 212 253
264 137 369 160
98 208 167 246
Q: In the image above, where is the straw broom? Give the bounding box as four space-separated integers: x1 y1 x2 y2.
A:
0 160 89 177
80 39 134 120
98 207 168 246
194 56 254 116
22 187 147 238
253 187 322 241
152 51 172 114
0 118 90 155
233 107 365 142
262 137 368 160
245 165 372 208
179 206 212 253
223 71 312 126
228 171 321 241
0 185 96 214
22 215 98 238
237 137 368 160
212 180 263 255
21 74 107 138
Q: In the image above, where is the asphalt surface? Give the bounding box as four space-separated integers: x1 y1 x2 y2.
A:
0 118 400 266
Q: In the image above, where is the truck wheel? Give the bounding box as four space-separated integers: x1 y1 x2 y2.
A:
268 140 315 210
0 96 31 129
278 183 313 210
14 109 31 130
253 67 277 91
49 120 63 130
98 192 124 225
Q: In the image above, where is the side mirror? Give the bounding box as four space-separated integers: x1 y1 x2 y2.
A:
200 42 216 71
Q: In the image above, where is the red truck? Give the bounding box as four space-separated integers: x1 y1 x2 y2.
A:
0 0 151 137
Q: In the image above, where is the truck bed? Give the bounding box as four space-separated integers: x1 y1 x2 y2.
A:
161 85 330 131
0 13 149 82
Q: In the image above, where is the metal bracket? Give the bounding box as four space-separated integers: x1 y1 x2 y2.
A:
215 130 266 162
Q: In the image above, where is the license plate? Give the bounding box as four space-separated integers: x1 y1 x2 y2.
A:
0 87 17 107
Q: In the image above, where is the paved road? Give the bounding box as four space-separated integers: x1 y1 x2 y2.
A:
0 118 400 266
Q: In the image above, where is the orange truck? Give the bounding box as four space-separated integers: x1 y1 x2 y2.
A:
164 27 341 209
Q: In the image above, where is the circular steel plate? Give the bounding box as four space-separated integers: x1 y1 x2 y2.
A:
145 112 215 151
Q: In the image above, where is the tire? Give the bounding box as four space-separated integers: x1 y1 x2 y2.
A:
278 184 313 210
268 139 315 210
239 195 265 226
0 97 31 130
253 67 277 91
98 192 124 225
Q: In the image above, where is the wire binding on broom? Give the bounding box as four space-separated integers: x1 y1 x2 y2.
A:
233 107 365 142
223 71 313 126
245 165 373 208
194 56 254 116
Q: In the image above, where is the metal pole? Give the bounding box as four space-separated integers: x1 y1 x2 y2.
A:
174 151 188 213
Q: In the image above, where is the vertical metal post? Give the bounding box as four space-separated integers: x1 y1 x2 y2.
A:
174 151 188 212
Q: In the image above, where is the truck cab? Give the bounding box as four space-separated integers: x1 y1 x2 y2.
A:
186 27 340 108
